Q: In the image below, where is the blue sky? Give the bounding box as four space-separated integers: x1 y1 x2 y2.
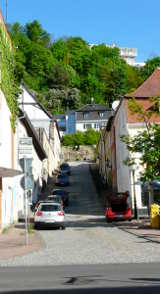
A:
1 0 160 62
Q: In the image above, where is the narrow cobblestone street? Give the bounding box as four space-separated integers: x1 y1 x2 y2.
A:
1 161 160 266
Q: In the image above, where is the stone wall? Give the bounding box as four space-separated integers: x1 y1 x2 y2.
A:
62 146 96 162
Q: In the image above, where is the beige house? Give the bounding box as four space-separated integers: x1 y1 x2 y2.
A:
98 68 160 218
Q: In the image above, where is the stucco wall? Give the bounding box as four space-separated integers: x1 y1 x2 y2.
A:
0 91 18 229
49 122 61 170
62 146 95 162
0 91 12 168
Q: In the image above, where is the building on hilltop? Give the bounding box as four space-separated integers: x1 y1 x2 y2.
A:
89 43 145 67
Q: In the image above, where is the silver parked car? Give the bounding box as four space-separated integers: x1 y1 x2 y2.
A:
34 202 65 229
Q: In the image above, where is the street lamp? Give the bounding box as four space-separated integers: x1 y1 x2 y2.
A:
130 164 139 219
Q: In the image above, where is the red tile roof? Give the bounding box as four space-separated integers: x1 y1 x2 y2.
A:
125 68 160 98
125 99 160 123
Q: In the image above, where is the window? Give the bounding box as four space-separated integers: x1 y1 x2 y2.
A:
94 123 99 129
40 204 59 211
99 112 104 118
83 124 92 129
83 112 89 119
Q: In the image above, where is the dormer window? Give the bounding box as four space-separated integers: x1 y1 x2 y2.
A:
83 112 89 119
99 112 104 118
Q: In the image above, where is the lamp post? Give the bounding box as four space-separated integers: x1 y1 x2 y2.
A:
130 164 139 220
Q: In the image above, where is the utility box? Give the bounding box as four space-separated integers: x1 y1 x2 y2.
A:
150 204 160 229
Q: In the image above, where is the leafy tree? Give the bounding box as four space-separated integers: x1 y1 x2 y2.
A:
61 134 75 146
47 63 71 89
62 129 100 146
125 65 144 93
121 97 160 181
51 38 69 63
39 87 81 114
8 21 145 113
84 129 100 145
62 132 84 146
26 20 51 47
141 57 160 80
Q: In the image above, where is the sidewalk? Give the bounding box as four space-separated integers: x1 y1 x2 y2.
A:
115 219 160 244
89 163 160 244
0 176 56 260
0 223 44 260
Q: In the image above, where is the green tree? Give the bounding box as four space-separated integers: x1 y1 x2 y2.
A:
26 20 51 47
141 57 160 80
8 21 146 113
84 129 100 145
121 97 160 181
47 63 71 89
62 129 100 146
51 38 69 63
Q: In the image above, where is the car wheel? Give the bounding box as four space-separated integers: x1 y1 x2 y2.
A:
34 223 39 230
60 225 65 230
106 218 112 223
65 200 69 206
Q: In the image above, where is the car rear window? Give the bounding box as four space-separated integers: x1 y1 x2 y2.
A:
39 204 60 211
48 197 61 202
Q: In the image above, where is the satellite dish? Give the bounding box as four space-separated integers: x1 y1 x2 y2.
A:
112 100 120 111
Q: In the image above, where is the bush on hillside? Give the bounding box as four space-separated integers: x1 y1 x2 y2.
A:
62 129 100 146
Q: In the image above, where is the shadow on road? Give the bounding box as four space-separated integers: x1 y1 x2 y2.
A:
3 285 160 294
66 217 113 229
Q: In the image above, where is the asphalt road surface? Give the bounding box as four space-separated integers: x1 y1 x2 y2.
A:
2 161 160 266
1 162 160 293
0 263 160 293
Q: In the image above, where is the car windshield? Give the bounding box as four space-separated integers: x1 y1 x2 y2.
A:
39 204 60 211
61 163 69 168
52 190 67 195
58 174 67 179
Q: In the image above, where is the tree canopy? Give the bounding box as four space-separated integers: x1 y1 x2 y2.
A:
121 98 160 182
8 19 160 114
62 129 100 146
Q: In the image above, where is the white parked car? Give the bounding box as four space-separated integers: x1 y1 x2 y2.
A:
34 202 65 229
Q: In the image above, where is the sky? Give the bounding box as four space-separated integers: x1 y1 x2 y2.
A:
1 0 160 62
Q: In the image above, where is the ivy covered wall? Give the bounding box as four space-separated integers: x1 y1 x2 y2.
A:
0 24 18 130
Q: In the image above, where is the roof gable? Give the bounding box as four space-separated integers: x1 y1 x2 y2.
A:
19 85 53 120
77 104 110 112
125 99 160 124
18 109 47 160
125 68 160 98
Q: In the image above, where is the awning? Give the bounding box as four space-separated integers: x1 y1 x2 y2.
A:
0 167 23 177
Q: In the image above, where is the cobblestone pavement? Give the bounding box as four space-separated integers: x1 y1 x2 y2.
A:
1 161 160 266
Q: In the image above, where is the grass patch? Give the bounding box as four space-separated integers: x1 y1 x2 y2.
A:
28 223 35 234
2 226 9 234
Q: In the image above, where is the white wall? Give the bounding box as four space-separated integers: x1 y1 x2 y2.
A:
0 90 12 168
114 100 146 211
76 121 106 132
0 90 22 229
115 100 131 194
16 121 43 206
52 122 61 169
19 86 51 137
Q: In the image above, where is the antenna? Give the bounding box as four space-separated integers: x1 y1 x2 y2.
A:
91 97 94 104
5 0 8 24
112 100 120 111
